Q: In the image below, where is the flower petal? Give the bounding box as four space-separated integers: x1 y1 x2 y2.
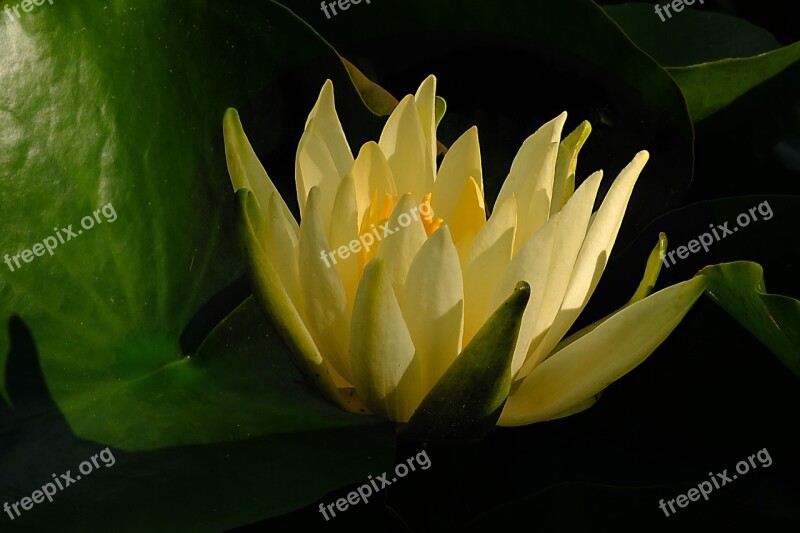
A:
462 195 517 344
499 276 707 426
375 194 428 306
328 174 360 313
491 212 559 376
531 151 650 365
550 121 592 217
451 176 487 260
223 108 298 234
235 189 345 408
295 80 354 228
414 75 438 180
378 94 434 200
351 141 397 226
431 126 482 223
496 112 566 250
403 226 465 396
298 187 352 382
549 232 668 354
304 79 354 177
264 191 302 311
516 171 604 378
351 258 423 422
401 282 530 442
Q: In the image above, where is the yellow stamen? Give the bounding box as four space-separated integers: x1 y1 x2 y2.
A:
420 192 444 236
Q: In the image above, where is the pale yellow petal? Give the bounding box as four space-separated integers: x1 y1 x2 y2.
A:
298 187 352 382
450 176 487 260
295 120 342 231
499 276 707 426
495 113 566 250
328 175 360 313
402 226 464 396
532 151 650 362
490 213 560 376
414 75 438 179
351 141 397 226
516 171 604 379
351 258 423 422
374 194 428 307
378 95 434 200
431 126 482 222
294 81 354 225
462 195 517 344
303 79 354 177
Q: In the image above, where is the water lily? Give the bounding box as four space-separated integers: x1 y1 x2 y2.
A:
223 75 706 439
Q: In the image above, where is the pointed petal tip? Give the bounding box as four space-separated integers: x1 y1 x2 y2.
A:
321 78 334 94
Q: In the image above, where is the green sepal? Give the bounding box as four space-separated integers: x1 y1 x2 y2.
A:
400 281 531 443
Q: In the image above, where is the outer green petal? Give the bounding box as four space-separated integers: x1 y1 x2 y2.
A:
500 276 707 426
223 108 298 234
551 232 668 353
550 121 592 217
235 189 348 411
401 282 531 442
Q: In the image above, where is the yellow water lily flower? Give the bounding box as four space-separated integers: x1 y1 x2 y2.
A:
223 75 706 438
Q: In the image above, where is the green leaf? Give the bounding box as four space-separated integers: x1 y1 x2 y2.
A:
0 0 395 522
604 3 781 67
699 261 800 378
0 0 389 448
340 56 400 116
0 302 394 530
400 281 530 443
667 42 800 121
